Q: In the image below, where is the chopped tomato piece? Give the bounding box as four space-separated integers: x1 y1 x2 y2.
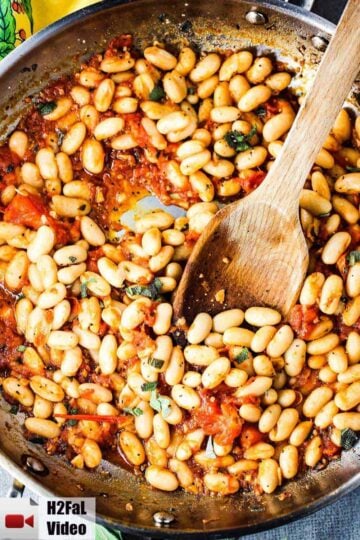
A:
124 113 151 147
185 230 201 246
288 304 320 339
4 193 48 229
237 394 261 406
264 99 280 119
0 300 22 369
106 34 133 54
0 146 20 173
3 193 74 245
192 390 243 446
290 367 320 395
322 435 340 458
54 414 129 424
334 316 360 340
131 330 156 352
86 247 104 272
40 77 73 101
217 403 243 446
239 171 266 194
240 424 263 450
204 119 216 132
51 220 78 246
347 224 360 245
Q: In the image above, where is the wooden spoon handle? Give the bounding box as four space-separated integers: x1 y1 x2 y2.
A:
259 0 360 207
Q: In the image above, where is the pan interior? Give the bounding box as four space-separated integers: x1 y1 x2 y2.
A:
0 0 359 538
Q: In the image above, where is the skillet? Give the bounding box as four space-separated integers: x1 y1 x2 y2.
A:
0 0 359 537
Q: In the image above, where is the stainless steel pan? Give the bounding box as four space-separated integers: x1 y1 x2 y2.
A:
0 1 359 537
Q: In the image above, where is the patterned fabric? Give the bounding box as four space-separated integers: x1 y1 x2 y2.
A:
0 2 359 539
0 0 99 58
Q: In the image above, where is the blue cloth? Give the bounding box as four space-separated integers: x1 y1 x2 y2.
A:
239 487 360 540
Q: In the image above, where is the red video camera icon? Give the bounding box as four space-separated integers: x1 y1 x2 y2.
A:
5 514 34 528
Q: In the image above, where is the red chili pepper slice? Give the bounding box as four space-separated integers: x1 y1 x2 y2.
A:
54 414 129 424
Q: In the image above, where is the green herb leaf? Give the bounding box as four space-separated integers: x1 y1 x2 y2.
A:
205 435 216 458
234 347 249 364
123 407 143 417
69 256 77 263
95 523 124 540
150 391 161 412
80 277 97 298
16 345 27 352
9 404 19 414
148 357 164 369
126 278 162 300
160 398 172 418
150 391 172 418
37 101 57 116
347 251 360 266
56 129 65 147
80 283 88 298
29 436 46 445
141 381 158 392
255 107 266 117
340 428 359 450
65 407 79 424
224 126 257 152
345 166 360 173
188 87 196 95
149 84 165 102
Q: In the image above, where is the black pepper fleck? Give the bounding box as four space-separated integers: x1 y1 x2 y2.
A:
180 20 192 33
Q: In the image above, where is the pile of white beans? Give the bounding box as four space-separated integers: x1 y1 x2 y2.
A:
0 37 359 496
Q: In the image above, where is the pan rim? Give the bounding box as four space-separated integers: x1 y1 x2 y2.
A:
0 0 335 81
1 445 359 539
1 0 358 538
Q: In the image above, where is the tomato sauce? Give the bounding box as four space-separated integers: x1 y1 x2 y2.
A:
239 171 267 194
290 367 321 395
288 304 320 340
322 432 340 458
240 424 264 450
264 98 280 120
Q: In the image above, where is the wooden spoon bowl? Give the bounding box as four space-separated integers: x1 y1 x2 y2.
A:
174 195 307 319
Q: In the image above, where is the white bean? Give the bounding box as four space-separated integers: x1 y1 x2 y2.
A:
187 313 212 344
27 226 56 263
245 307 281 327
145 465 178 491
99 335 118 375
171 384 200 410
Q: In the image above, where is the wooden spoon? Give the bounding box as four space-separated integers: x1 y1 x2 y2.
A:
174 0 360 322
